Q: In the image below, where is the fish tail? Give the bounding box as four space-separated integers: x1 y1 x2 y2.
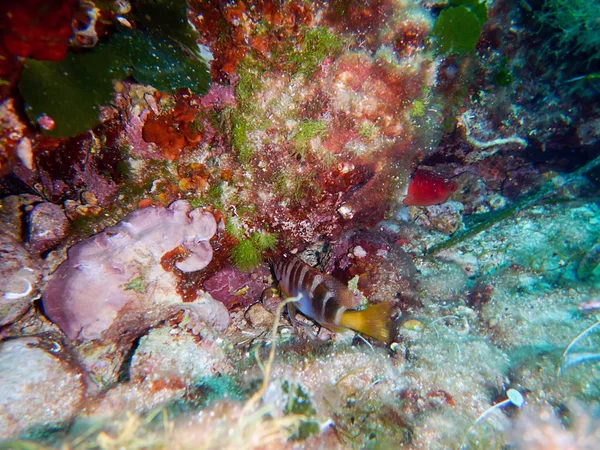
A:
339 301 394 343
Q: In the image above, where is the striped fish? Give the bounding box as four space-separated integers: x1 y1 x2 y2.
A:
273 255 393 343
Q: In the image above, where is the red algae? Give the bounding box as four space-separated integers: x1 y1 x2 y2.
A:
0 0 76 62
190 0 313 80
142 91 214 160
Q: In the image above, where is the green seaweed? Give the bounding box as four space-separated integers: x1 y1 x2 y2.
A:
410 99 427 118
69 214 106 236
492 66 513 87
202 182 225 210
538 0 600 64
449 0 488 24
112 30 211 94
432 5 483 55
225 216 245 240
19 46 126 137
231 55 270 163
232 113 253 164
285 26 344 75
294 119 327 145
187 197 203 209
251 231 278 251
0 440 51 450
577 242 600 280
230 239 262 271
357 123 373 138
236 56 266 108
492 57 514 86
189 375 243 409
290 119 328 159
132 0 201 56
230 231 278 271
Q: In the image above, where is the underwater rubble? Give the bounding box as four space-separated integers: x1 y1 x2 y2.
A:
0 0 599 449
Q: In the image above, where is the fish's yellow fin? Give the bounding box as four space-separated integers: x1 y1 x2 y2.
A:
339 301 394 343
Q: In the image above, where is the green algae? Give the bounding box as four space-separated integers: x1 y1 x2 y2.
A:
231 56 268 164
124 277 146 294
577 242 600 280
112 30 211 94
449 0 488 24
0 441 50 450
232 113 253 164
492 58 514 87
230 26 342 164
358 122 377 138
410 99 427 118
432 4 485 55
294 120 327 145
284 26 344 75
132 0 201 57
251 231 278 252
224 216 245 240
235 56 267 108
192 375 243 407
230 231 278 271
19 47 126 138
291 119 328 159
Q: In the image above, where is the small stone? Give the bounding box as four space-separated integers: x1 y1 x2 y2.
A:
352 245 367 258
27 202 69 254
0 337 86 439
0 232 41 327
338 204 353 219
15 137 33 170
81 191 98 206
245 303 274 329
75 204 102 216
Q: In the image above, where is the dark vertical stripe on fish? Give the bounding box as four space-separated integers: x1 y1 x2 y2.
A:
291 259 303 292
320 291 334 322
284 258 295 293
324 291 342 323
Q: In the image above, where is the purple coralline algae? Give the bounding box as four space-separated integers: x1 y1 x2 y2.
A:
42 200 218 341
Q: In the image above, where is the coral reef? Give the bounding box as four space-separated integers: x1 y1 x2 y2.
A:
0 0 599 449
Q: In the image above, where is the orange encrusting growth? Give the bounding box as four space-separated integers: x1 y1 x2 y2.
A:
339 301 394 343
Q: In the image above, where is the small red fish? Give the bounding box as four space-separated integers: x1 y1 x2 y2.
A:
403 169 457 206
273 256 393 343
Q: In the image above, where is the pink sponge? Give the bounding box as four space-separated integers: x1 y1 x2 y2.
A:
42 201 217 341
